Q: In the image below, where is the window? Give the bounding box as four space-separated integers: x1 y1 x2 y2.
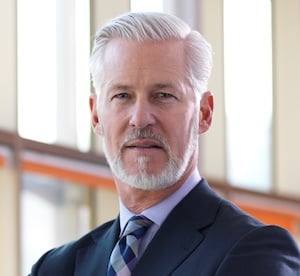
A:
224 0 273 191
130 0 164 12
20 172 90 275
17 0 90 151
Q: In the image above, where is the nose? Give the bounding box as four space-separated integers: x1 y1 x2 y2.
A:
129 100 155 128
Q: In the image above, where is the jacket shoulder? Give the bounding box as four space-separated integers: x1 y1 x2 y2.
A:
29 219 115 276
215 223 300 275
211 199 300 275
167 183 300 275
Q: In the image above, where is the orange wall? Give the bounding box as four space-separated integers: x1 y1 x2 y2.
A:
237 202 300 237
20 158 300 240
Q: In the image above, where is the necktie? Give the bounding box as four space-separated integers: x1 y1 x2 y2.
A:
107 215 153 276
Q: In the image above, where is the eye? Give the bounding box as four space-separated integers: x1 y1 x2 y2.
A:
158 92 174 99
112 92 130 100
156 92 178 102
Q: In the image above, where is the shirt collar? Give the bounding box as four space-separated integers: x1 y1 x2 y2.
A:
119 168 201 233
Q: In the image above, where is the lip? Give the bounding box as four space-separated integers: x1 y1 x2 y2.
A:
124 138 163 150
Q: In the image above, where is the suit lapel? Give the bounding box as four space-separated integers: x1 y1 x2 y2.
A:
73 179 222 276
134 179 222 276
74 218 120 276
134 215 205 276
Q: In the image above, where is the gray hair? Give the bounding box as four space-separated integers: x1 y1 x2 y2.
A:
90 12 213 95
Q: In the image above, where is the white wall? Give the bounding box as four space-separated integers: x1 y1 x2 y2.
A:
0 0 17 131
0 1 18 274
197 0 227 180
0 169 18 276
90 0 130 34
273 0 300 196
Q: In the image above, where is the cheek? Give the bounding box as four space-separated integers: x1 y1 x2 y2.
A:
101 116 125 153
97 121 104 135
102 133 119 162
174 112 199 148
99 109 113 134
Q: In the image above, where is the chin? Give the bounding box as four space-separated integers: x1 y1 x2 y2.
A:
117 164 182 191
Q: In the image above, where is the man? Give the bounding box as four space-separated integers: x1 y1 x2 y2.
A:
30 12 300 275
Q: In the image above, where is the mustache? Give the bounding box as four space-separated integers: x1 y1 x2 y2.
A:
120 128 170 153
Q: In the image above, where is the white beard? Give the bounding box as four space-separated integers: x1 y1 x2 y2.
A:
102 115 199 191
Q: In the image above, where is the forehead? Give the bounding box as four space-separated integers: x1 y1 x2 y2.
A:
104 38 186 61
102 39 187 88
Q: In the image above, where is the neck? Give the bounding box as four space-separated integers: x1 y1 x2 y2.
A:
115 165 196 214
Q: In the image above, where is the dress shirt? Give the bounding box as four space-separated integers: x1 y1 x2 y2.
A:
119 169 201 259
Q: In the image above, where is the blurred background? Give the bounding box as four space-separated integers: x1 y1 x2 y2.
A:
0 0 300 275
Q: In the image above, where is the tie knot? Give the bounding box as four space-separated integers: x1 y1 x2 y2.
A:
122 215 153 239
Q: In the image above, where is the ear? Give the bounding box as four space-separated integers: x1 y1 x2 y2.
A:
89 94 102 135
199 91 214 134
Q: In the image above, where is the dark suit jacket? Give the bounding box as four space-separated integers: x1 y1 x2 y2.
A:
30 179 300 275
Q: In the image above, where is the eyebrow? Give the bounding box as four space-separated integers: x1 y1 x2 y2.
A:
108 82 178 91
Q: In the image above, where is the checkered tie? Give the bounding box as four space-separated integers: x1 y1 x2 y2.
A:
107 215 153 276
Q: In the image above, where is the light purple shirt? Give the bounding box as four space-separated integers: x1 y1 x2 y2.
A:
119 169 201 259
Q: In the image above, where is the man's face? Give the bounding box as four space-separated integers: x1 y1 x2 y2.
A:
92 39 208 190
